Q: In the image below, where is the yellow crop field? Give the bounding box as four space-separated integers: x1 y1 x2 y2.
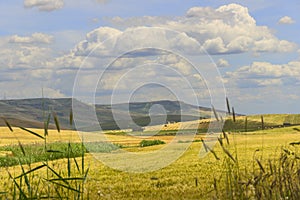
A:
0 127 81 146
1 125 300 199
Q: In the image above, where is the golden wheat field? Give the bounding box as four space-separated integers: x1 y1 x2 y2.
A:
0 124 300 199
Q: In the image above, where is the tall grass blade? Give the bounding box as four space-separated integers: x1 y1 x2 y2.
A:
293 127 300 132
201 139 208 152
261 115 264 130
44 113 51 137
222 130 230 145
18 176 22 200
245 116 248 132
19 163 31 194
47 150 63 153
3 118 13 132
268 159 273 174
67 142 71 177
210 149 220 160
44 163 70 186
83 167 90 182
54 186 63 200
70 109 73 126
201 139 219 160
289 141 300 146
218 137 223 147
226 97 231 114
212 105 219 121
18 127 45 140
46 180 82 193
48 177 84 182
232 107 236 122
18 141 26 156
14 164 47 179
69 144 81 173
73 157 80 173
77 185 81 200
52 111 60 133
256 159 265 173
33 178 41 199
13 182 16 200
221 146 236 163
8 170 27 199
213 178 218 198
81 141 85 174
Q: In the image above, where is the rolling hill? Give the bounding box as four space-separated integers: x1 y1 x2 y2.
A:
0 98 214 130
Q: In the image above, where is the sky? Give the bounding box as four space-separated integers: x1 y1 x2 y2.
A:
0 0 300 114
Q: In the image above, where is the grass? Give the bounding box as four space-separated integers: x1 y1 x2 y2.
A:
0 110 90 199
104 129 198 136
0 142 120 167
0 125 299 199
77 126 300 199
0 127 80 146
1 95 299 199
211 127 300 199
1 109 300 199
141 114 300 134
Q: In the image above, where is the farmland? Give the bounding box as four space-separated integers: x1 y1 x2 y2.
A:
0 116 300 199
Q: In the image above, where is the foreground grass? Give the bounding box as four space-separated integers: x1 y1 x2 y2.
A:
0 125 300 199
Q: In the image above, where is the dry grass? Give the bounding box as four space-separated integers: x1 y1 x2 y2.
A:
0 127 81 146
0 126 206 147
0 125 300 199
235 114 300 125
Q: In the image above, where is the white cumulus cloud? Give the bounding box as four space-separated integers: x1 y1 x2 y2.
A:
108 4 297 54
0 46 53 69
278 16 295 24
225 61 300 88
2 3 298 103
9 33 53 44
24 0 64 11
216 58 230 68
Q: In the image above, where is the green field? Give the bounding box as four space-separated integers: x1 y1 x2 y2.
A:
1 114 300 199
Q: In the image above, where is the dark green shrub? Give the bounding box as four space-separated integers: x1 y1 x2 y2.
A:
139 140 165 147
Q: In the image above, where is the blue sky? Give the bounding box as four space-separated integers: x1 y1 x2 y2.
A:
0 0 299 114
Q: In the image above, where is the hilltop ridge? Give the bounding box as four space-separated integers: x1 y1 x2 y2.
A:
0 98 215 130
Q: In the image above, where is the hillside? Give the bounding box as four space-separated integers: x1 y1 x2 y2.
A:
0 98 214 130
143 114 300 133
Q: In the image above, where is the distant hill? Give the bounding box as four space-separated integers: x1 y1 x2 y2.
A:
0 98 215 130
0 98 73 129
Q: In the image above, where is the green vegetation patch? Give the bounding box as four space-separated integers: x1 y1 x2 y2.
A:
0 141 120 167
139 140 165 147
84 142 122 152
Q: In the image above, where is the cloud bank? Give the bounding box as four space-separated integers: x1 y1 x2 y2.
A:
1 3 299 109
108 4 297 54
